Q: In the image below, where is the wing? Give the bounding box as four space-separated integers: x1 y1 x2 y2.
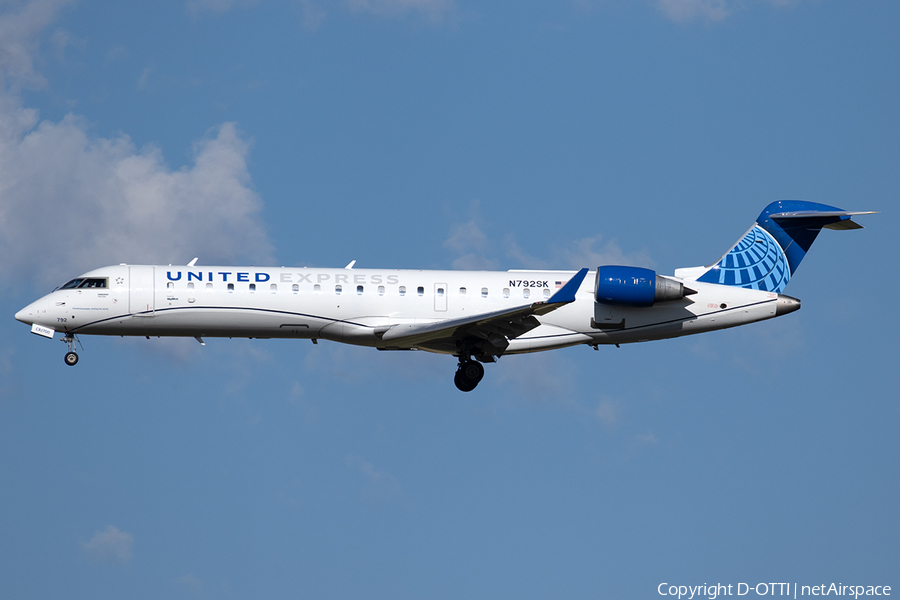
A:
378 268 589 359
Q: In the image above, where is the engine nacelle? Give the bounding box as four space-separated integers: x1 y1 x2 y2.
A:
595 266 688 307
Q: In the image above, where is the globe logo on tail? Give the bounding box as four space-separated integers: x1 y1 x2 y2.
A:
698 225 791 293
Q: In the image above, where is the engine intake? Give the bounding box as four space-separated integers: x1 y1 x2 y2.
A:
595 266 689 307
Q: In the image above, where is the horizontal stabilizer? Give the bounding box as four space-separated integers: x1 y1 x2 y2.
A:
769 210 876 220
770 210 877 230
824 219 865 230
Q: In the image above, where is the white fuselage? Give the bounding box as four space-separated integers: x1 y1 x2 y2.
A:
15 264 789 355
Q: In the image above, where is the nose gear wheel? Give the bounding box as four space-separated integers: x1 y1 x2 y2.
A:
61 334 81 366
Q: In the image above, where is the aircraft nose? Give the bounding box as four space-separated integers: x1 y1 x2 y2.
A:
15 304 33 324
15 300 40 325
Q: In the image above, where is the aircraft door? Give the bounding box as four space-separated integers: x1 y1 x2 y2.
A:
434 283 448 312
129 266 155 316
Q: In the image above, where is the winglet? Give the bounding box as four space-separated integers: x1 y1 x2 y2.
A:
547 268 589 304
187 257 199 267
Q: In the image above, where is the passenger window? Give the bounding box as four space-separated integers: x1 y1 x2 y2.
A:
459 287 466 296
312 284 319 293
399 286 406 296
249 283 256 292
227 283 234 292
543 288 551 299
270 284 277 293
523 288 530 299
378 285 385 296
206 283 213 291
293 284 300 293
187 282 194 290
417 286 424 296
167 282 174 289
503 288 510 298
437 287 444 297
481 287 488 298
335 285 342 295
357 285 364 295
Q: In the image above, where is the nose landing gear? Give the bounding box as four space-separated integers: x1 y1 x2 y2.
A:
62 335 81 366
454 359 485 392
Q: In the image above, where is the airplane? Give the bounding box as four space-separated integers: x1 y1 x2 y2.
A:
15 201 874 391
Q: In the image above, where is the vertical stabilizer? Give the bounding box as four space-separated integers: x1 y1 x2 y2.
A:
692 201 874 293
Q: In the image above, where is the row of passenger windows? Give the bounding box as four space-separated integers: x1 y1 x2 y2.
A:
165 281 552 299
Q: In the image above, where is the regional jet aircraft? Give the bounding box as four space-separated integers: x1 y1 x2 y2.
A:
15 201 874 391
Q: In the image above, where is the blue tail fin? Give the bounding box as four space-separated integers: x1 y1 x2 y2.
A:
694 201 874 293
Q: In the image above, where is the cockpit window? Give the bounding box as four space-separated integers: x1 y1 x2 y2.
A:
59 278 107 289
78 278 107 288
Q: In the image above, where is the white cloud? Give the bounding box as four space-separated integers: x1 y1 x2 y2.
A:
636 431 658 444
0 347 13 373
495 352 579 405
505 233 653 271
656 0 804 23
49 27 81 61
443 200 499 270
298 0 327 31
445 200 652 272
187 0 453 27
0 105 273 290
186 0 260 16
345 454 406 505
345 0 455 24
81 525 133 564
176 573 205 595
0 1 273 293
136 64 153 90
105 45 128 65
444 217 487 253
0 0 72 90
688 320 802 375
504 234 549 269
555 235 654 270
657 0 730 22
595 397 621 425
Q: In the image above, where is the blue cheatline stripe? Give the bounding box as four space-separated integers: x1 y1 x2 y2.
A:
68 305 368 333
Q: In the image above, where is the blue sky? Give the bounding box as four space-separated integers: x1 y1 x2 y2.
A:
1 1 897 598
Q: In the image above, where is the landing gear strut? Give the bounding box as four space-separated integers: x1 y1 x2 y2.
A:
62 335 79 366
454 359 484 392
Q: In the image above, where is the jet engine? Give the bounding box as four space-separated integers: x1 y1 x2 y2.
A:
595 266 691 307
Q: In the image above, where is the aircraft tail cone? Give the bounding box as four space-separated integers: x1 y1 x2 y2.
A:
775 294 801 316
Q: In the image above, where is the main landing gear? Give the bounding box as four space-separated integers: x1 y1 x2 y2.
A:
454 359 485 392
62 335 80 366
